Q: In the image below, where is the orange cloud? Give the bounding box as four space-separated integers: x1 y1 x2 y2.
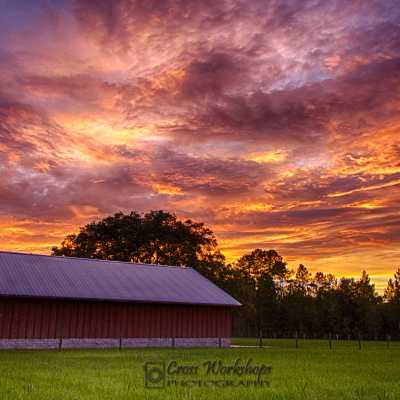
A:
1 0 400 293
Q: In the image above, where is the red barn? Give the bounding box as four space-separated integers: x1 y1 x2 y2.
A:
0 251 240 349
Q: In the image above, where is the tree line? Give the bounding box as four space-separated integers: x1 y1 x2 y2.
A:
52 210 400 339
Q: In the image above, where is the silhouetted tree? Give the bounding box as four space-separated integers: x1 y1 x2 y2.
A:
280 264 316 335
234 249 289 335
52 210 224 271
236 249 288 280
384 268 400 304
381 269 400 338
295 264 312 283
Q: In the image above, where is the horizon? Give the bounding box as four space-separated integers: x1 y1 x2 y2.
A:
1 1 399 293
0 230 395 294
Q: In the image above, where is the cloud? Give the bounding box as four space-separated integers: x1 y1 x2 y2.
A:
0 0 400 289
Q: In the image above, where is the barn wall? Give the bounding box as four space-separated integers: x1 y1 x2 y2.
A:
0 297 231 340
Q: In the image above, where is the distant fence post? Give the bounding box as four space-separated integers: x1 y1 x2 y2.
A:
358 332 362 350
58 337 62 351
329 332 332 350
295 331 299 349
259 328 263 348
218 337 222 348
386 335 391 349
172 337 175 348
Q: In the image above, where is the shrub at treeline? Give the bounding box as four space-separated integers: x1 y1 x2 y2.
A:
53 211 400 339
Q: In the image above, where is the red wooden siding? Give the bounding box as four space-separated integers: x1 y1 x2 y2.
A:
0 298 231 339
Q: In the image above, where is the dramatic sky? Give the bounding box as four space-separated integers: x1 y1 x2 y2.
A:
1 0 399 290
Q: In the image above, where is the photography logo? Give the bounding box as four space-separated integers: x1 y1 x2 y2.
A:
144 362 165 388
144 359 272 389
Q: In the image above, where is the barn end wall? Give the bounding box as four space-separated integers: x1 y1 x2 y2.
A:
0 297 232 348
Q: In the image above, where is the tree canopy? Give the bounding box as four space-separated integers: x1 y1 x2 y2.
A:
235 248 289 281
52 210 223 270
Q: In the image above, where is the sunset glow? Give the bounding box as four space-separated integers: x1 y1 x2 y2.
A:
1 0 399 291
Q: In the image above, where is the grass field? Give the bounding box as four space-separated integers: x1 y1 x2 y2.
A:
0 338 399 400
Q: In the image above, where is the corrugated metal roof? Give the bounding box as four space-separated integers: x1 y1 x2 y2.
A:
0 251 240 306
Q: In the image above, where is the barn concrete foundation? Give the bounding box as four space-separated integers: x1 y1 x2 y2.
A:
0 337 230 349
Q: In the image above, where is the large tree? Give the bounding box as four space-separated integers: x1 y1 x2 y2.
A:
235 249 288 281
52 210 224 270
234 249 289 334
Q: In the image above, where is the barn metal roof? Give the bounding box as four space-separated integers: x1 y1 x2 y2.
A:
0 251 240 306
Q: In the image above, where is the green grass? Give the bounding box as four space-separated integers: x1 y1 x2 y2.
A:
0 339 399 400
